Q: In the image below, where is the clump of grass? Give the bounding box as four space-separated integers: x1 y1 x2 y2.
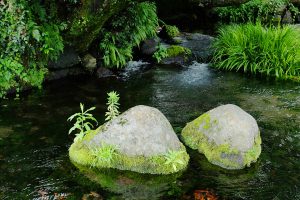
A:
212 22 300 80
91 143 117 167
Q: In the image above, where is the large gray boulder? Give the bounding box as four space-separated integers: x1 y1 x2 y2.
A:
89 105 182 156
182 104 262 169
69 105 189 174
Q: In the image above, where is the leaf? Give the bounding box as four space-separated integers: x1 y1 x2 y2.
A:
84 123 91 131
67 113 80 121
80 103 84 112
85 106 96 113
68 126 77 135
32 29 41 41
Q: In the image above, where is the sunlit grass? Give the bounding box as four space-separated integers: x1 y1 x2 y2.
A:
212 22 300 81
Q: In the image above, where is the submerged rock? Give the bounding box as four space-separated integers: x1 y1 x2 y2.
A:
181 104 261 169
69 105 189 174
82 54 97 71
179 33 214 62
96 67 114 78
141 38 160 56
48 46 81 70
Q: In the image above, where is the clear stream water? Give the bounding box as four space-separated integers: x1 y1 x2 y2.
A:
0 62 299 200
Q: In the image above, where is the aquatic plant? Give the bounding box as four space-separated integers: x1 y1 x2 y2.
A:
67 103 98 142
212 22 300 80
105 91 120 121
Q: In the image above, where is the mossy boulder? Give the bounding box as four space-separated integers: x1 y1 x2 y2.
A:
160 45 192 65
69 105 189 174
181 104 261 170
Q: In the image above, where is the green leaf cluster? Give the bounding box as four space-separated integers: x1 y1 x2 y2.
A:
164 150 186 171
100 2 158 68
153 45 168 63
215 0 299 24
0 0 64 98
105 91 120 121
212 22 300 80
91 143 117 167
68 103 98 142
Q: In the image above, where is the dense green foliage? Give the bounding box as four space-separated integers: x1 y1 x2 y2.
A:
212 23 300 80
215 0 299 23
99 2 158 68
0 0 64 98
153 45 169 63
68 103 98 142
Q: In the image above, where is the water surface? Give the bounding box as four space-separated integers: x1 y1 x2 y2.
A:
0 62 299 199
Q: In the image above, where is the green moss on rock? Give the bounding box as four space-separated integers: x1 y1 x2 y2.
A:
167 45 191 58
69 130 189 174
165 25 180 38
182 112 262 169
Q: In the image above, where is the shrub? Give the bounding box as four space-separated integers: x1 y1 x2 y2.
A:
100 2 158 68
211 22 300 80
0 0 64 98
214 0 299 24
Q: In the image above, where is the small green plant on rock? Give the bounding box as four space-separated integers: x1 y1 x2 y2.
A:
105 91 120 121
164 150 186 171
68 103 98 142
91 143 117 167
